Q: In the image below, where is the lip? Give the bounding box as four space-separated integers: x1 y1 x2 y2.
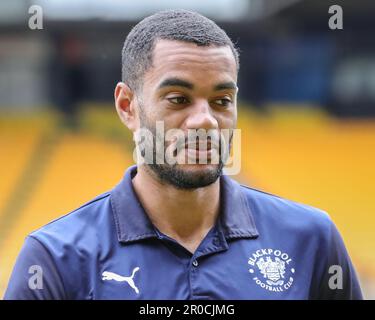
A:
172 140 221 163
184 141 217 151
186 148 213 160
184 146 221 164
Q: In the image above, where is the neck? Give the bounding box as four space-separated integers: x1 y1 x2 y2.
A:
132 165 221 251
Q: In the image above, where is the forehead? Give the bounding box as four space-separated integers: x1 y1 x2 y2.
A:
145 39 237 85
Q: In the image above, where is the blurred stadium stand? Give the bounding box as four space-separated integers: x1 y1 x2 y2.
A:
0 0 374 298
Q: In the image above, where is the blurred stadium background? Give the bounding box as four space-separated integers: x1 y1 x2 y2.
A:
0 0 374 299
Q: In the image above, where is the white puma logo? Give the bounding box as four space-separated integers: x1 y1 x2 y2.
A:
102 267 140 294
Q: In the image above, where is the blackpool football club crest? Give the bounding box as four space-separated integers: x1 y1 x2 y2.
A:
248 248 295 292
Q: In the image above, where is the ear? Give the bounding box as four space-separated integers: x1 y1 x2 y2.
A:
114 82 139 132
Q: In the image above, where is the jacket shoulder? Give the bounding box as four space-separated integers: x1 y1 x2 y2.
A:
29 191 112 247
238 183 333 233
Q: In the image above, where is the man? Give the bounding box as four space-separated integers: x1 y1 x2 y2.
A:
5 9 362 300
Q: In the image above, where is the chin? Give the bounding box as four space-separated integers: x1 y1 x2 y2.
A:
178 163 219 172
147 162 223 189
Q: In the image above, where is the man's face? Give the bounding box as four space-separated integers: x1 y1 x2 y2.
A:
135 39 238 189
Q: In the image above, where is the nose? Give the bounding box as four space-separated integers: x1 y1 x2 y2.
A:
184 100 219 130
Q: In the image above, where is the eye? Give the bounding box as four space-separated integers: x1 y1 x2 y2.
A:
167 96 189 105
213 98 232 107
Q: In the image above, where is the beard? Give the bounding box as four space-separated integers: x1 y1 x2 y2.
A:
137 111 232 190
146 161 224 190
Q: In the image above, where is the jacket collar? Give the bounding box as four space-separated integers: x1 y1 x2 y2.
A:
110 165 259 243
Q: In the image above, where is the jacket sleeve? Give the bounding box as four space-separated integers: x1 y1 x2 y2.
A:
314 220 363 300
3 236 67 300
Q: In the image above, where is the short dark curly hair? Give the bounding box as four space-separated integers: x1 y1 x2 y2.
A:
121 9 240 93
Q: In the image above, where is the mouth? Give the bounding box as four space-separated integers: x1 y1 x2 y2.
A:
185 148 213 158
184 140 220 163
185 141 212 151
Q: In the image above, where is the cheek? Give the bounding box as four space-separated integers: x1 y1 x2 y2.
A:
216 110 237 129
142 95 170 120
137 98 160 124
141 108 181 133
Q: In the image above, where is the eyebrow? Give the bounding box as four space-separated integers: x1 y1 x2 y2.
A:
213 81 237 91
157 78 194 90
157 77 237 92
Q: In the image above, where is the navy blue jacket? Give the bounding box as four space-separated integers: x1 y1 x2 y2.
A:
4 165 363 299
